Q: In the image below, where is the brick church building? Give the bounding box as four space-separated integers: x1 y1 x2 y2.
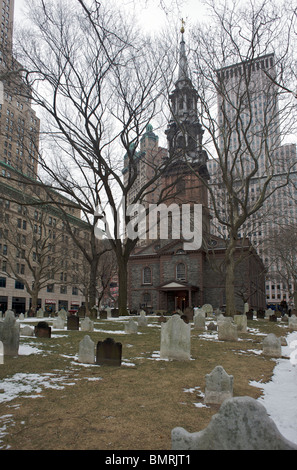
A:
126 26 266 314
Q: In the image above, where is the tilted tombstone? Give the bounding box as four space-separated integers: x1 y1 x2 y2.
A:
34 321 51 338
0 311 20 356
81 317 94 332
96 337 122 366
171 396 297 450
67 315 79 331
218 318 238 341
262 333 282 357
204 365 233 405
233 314 247 333
194 312 205 330
78 335 95 364
125 318 138 334
160 314 191 361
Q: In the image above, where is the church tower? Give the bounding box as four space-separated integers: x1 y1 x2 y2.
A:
163 22 210 226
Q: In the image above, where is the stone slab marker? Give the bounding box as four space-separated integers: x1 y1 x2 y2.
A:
125 318 138 334
204 365 233 405
262 333 282 357
67 315 79 330
78 335 95 364
193 312 205 330
218 318 238 341
0 311 20 356
34 321 51 338
289 315 297 331
96 337 122 366
0 340 3 364
171 396 297 450
233 314 247 333
160 314 191 361
81 317 94 332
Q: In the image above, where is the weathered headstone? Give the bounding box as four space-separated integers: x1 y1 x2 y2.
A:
81 317 94 332
288 315 297 331
0 311 20 356
269 314 277 322
204 365 233 405
171 396 297 450
207 321 217 331
201 304 213 316
262 333 282 357
111 308 119 318
218 318 238 341
34 321 51 338
160 314 191 361
78 335 95 364
194 312 205 330
58 308 68 321
125 318 138 334
0 340 3 364
96 337 122 366
36 308 44 318
18 313 25 321
100 310 107 319
21 325 35 336
138 311 148 327
184 307 194 322
233 314 247 333
257 309 265 319
52 317 65 329
67 315 79 331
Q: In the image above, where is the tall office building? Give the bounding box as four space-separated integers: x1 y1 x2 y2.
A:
209 54 297 307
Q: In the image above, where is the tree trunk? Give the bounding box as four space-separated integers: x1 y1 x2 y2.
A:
88 257 99 318
31 289 39 315
225 238 237 317
117 258 129 316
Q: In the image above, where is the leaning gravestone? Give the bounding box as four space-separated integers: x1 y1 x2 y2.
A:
204 365 233 405
78 335 95 364
160 314 191 361
233 314 247 333
67 315 79 331
0 311 20 356
34 321 51 338
81 317 94 332
171 396 297 450
218 318 238 341
262 333 282 357
96 337 122 366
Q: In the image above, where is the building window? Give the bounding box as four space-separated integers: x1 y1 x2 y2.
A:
0 277 6 288
143 267 152 284
176 263 186 281
60 285 67 294
47 284 54 293
72 286 78 295
15 281 24 290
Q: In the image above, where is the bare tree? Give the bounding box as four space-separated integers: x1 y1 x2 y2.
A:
14 0 182 314
180 0 297 315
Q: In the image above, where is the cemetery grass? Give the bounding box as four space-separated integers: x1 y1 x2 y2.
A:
0 316 289 450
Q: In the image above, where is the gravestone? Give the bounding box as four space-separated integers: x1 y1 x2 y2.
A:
34 321 51 338
111 308 119 318
269 314 277 322
52 317 65 329
67 315 79 331
204 365 233 405
21 325 34 336
262 333 282 357
125 318 138 334
160 314 191 361
288 315 297 331
138 311 148 327
36 308 44 318
100 310 107 319
207 321 217 331
0 340 3 364
257 309 265 319
180 314 189 324
246 310 254 320
233 314 247 333
78 335 95 364
171 396 297 450
184 307 194 322
58 308 68 321
81 317 94 332
106 307 112 318
193 312 205 330
19 313 25 320
77 306 86 317
158 315 167 323
201 304 213 316
96 337 122 366
218 318 238 341
0 311 20 356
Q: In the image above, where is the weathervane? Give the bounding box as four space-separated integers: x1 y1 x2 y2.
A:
181 18 185 34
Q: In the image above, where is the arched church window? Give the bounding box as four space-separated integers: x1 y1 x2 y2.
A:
176 262 186 281
143 266 152 284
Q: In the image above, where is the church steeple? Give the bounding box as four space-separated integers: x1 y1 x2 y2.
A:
165 22 208 173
